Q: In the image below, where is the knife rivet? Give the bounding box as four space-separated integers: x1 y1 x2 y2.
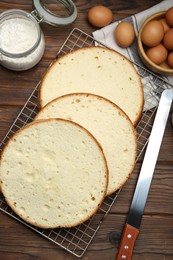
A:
124 245 129 250
127 234 132 238
122 255 126 259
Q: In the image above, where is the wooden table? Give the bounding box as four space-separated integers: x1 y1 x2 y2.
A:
0 1 172 259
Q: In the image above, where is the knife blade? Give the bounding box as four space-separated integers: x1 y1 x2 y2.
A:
116 89 173 260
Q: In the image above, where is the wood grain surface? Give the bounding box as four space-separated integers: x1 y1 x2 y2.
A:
0 1 173 260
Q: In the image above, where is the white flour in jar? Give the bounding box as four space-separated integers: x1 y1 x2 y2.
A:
0 17 45 71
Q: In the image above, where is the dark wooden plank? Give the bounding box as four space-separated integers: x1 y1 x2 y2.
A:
110 163 173 215
0 212 172 260
0 106 23 146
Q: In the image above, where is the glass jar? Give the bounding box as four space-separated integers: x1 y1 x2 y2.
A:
0 9 45 71
0 0 77 71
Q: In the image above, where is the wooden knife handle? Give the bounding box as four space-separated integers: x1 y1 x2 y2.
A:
116 223 140 260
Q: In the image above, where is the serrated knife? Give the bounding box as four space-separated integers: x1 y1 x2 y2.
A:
116 89 173 260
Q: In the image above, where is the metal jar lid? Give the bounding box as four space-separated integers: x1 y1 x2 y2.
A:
32 0 77 26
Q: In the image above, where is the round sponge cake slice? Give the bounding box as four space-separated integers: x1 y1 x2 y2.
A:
35 93 137 195
0 119 108 228
39 46 144 125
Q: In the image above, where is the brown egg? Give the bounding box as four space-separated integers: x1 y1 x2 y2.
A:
167 52 173 68
163 28 173 50
141 20 164 47
146 43 168 65
159 18 170 33
114 22 135 48
165 7 173 27
87 5 113 28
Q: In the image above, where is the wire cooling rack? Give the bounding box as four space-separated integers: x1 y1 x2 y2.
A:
0 28 172 257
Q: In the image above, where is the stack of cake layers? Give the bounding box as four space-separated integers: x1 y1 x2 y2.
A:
0 46 144 228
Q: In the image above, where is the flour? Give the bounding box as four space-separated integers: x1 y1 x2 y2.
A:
0 16 45 71
0 18 38 53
